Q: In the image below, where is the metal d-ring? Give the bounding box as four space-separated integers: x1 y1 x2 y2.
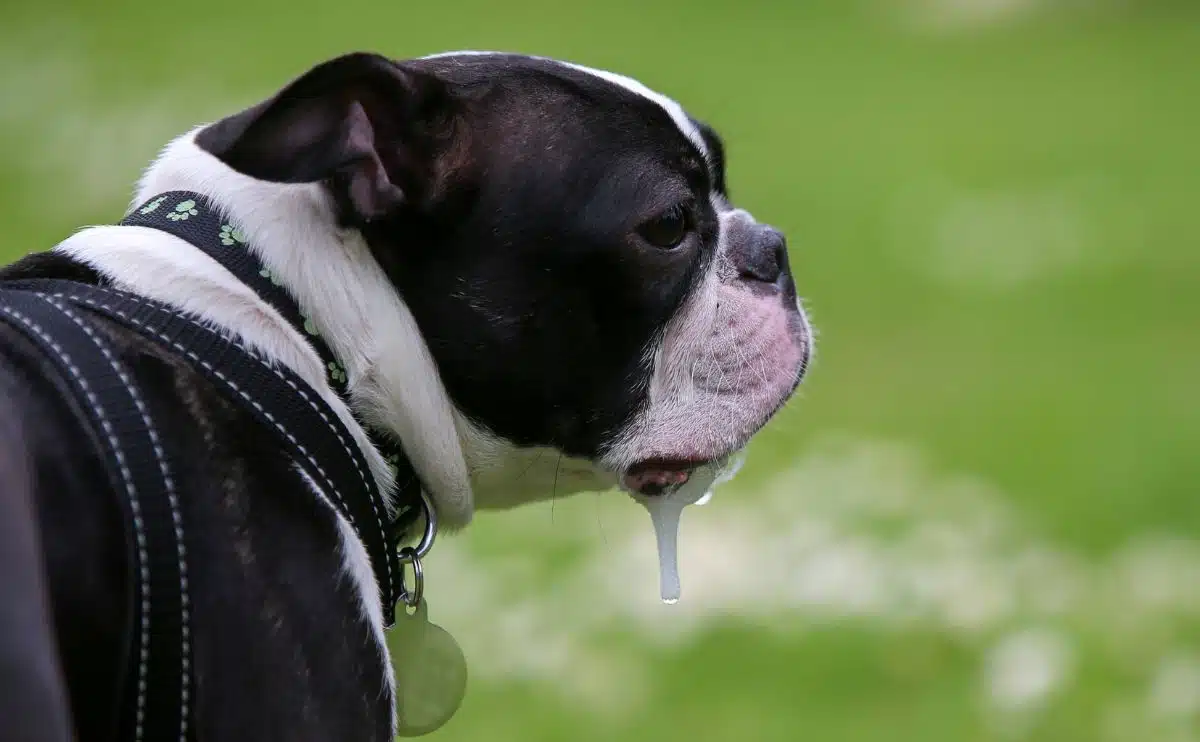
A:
397 489 437 608
397 546 424 608
412 489 437 559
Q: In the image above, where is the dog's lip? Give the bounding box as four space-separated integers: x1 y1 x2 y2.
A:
627 457 708 475
621 457 710 496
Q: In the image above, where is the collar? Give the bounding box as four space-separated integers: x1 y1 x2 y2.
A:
120 191 425 542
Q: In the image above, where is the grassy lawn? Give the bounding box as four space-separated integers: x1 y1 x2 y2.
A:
2 0 1198 739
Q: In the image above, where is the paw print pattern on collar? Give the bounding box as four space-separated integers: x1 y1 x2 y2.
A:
166 199 199 222
219 224 246 246
327 360 347 385
139 195 169 215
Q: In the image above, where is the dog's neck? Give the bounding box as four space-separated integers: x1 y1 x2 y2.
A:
55 129 476 527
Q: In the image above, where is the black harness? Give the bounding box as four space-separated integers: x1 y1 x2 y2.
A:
0 192 424 742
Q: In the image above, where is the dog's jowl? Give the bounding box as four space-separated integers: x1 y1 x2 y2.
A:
0 51 811 741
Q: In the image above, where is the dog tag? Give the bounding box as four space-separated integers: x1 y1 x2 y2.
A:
391 599 468 737
633 474 716 604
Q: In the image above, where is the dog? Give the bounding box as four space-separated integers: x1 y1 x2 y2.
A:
0 51 811 741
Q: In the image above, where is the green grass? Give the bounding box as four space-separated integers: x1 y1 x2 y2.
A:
2 1 1199 739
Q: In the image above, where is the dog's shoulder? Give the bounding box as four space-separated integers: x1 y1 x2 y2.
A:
0 252 393 741
0 251 102 285
105 324 394 742
0 290 134 739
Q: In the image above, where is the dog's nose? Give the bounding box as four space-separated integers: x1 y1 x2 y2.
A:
736 225 788 285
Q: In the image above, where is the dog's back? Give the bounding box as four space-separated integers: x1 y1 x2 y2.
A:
0 315 128 742
0 48 813 740
0 374 73 742
0 278 395 741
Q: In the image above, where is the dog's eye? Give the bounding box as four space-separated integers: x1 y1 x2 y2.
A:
638 204 692 249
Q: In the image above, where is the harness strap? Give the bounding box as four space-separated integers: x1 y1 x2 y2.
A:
120 192 423 536
120 194 345 394
0 289 191 742
5 278 405 627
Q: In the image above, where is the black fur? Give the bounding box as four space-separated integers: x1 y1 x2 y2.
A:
0 371 73 742
198 52 731 459
1 50 794 742
0 255 389 742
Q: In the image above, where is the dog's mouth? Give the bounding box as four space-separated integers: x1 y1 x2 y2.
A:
621 457 712 496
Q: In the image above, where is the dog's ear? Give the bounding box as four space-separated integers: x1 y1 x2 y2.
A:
196 52 463 222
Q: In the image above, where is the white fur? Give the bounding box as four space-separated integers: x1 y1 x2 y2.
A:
33 57 810 742
56 132 477 714
133 130 474 525
602 207 813 476
294 465 396 735
456 426 617 512
418 51 774 505
56 218 402 720
420 51 710 160
46 59 808 700
54 226 355 432
416 54 810 484
556 62 709 158
419 53 809 499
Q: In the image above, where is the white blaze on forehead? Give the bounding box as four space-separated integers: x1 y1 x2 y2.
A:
555 62 709 158
418 51 710 160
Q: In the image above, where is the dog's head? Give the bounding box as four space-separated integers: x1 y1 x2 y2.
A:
188 51 811 521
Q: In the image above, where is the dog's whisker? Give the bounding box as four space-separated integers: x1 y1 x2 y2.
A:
11 47 814 740
550 453 563 525
512 449 545 483
708 296 772 390
595 492 608 546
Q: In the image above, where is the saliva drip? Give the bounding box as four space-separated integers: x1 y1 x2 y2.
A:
632 468 718 604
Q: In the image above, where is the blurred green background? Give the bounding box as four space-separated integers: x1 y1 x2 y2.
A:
2 0 1198 740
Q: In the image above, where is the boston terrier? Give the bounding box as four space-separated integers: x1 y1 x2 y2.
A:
0 51 812 742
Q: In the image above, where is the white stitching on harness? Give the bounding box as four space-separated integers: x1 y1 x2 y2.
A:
40 295 192 742
56 287 397 601
0 302 154 742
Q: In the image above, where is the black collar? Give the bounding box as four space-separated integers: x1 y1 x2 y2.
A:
120 191 425 583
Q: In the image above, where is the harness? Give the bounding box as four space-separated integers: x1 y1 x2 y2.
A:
0 192 427 742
